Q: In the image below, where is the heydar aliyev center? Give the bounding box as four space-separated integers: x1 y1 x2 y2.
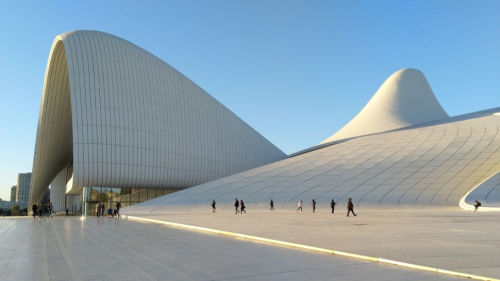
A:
30 30 499 215
125 70 500 214
29 30 287 214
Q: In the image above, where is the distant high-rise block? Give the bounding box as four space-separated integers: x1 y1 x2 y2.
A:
16 173 31 209
10 186 16 202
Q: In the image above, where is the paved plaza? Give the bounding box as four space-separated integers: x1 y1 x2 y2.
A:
0 216 473 281
124 209 500 280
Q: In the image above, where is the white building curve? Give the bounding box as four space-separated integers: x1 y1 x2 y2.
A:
123 71 500 214
321 68 449 144
29 30 287 212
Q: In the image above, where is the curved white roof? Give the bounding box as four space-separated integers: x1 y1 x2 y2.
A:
321 68 449 144
29 30 287 206
123 108 500 213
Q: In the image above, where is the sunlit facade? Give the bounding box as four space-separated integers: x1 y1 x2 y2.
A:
29 30 287 214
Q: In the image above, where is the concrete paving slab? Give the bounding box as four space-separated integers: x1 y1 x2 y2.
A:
0 217 471 281
124 210 500 279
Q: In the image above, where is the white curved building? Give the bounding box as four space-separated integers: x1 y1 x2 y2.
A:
124 70 500 214
29 30 287 212
321 68 449 144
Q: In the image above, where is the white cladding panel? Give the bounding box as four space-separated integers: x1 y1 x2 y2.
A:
49 170 68 213
124 109 500 213
30 30 286 205
322 69 449 143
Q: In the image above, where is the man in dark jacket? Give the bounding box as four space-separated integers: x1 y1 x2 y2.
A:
312 199 316 213
347 198 357 217
234 198 240 214
116 202 121 216
330 199 336 213
474 200 481 211
32 203 38 219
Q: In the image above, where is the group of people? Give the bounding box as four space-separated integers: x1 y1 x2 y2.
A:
211 197 357 217
296 198 355 216
211 199 247 214
232 199 246 214
31 202 54 219
95 202 121 217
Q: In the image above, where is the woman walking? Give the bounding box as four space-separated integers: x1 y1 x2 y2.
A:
240 200 246 214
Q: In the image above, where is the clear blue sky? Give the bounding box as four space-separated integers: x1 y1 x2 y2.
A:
0 0 499 200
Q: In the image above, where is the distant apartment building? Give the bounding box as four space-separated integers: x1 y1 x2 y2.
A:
0 200 15 211
16 173 32 209
10 186 17 202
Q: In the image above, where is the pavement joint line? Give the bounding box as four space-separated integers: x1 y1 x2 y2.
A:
124 215 499 281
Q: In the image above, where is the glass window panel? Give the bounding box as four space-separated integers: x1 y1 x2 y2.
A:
90 187 101 202
148 189 156 200
120 189 131 196
140 189 148 202
120 193 130 204
131 189 140 202
156 189 164 198
101 187 112 202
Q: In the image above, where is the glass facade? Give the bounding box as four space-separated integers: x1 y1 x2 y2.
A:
82 187 176 216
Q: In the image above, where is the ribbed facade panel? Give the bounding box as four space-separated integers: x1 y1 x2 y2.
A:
49 170 67 213
30 30 286 205
124 109 500 213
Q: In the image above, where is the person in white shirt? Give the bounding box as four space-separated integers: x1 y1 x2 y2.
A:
296 200 303 212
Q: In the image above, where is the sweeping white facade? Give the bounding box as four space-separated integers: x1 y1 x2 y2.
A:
29 30 287 211
124 70 500 214
321 69 449 144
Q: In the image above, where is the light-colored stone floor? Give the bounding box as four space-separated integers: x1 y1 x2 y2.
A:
0 217 467 281
124 209 500 280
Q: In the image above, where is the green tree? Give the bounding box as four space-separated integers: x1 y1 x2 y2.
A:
11 204 20 216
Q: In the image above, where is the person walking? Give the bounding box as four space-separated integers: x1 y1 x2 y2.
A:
296 200 303 212
474 200 481 211
347 198 357 217
101 203 105 217
330 199 337 213
240 200 246 214
234 198 240 214
212 200 216 213
115 202 121 217
38 203 43 218
270 199 274 211
312 199 316 213
32 202 38 219
96 203 101 217
48 203 54 218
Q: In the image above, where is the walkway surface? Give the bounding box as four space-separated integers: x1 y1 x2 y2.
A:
0 217 468 281
124 209 500 280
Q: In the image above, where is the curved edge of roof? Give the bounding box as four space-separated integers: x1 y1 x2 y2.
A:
29 30 288 207
292 107 500 157
460 171 500 212
321 68 449 144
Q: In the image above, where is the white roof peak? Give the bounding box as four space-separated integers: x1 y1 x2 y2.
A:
321 68 449 144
